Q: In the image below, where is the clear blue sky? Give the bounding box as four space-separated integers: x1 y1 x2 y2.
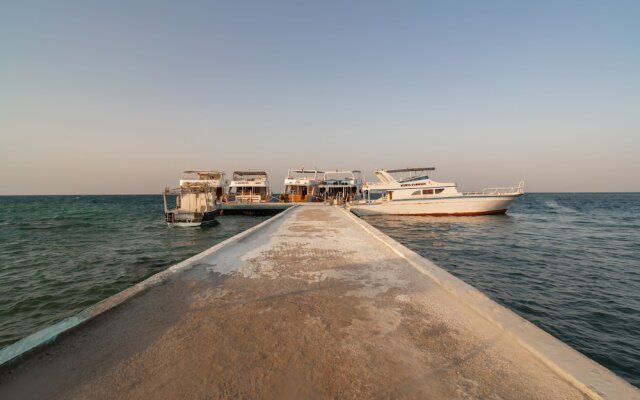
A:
1 0 638 194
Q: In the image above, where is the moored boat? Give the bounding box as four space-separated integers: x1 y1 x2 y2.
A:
227 171 271 203
319 170 363 204
350 167 524 216
280 169 323 203
162 170 224 227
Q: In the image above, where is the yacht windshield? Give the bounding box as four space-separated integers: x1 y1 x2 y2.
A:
400 175 429 183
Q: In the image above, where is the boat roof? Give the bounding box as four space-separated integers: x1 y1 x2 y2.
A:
324 170 361 176
386 167 435 173
289 169 324 173
233 171 267 176
183 170 224 175
364 167 437 188
321 170 362 185
232 171 268 180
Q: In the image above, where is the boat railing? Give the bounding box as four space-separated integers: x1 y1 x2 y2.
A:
463 181 525 196
320 180 355 186
232 194 264 203
165 185 217 195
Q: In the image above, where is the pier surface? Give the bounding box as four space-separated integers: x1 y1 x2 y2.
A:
1 206 637 399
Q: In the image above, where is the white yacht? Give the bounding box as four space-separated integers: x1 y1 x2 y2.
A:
227 171 271 203
280 169 323 203
350 167 524 216
162 170 225 227
319 170 363 203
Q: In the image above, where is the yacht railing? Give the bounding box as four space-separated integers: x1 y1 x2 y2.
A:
232 194 264 203
463 181 525 196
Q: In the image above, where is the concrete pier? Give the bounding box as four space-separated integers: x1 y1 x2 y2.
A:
0 206 637 399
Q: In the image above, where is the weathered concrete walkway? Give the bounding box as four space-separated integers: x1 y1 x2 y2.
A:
0 206 637 399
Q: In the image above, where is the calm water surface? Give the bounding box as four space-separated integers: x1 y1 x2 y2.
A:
362 193 640 387
0 195 267 349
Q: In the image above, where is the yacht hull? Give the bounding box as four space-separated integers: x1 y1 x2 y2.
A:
167 221 204 228
350 195 520 216
165 210 218 227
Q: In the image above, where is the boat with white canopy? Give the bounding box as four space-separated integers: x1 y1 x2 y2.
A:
280 169 323 203
227 171 271 203
319 170 363 204
162 170 225 227
350 167 524 216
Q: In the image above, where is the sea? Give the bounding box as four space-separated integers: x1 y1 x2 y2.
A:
0 193 638 387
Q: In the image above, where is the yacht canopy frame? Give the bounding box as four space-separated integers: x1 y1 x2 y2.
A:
232 171 268 180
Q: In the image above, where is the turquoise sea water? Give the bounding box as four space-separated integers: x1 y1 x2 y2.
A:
0 193 638 387
0 195 267 350
361 193 640 388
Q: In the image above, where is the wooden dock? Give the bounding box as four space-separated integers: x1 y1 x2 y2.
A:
0 206 637 399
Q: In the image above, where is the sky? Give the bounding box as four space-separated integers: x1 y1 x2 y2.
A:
1 0 638 194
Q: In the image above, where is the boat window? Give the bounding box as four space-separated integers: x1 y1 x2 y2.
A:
422 189 434 195
435 188 444 194
411 190 421 195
